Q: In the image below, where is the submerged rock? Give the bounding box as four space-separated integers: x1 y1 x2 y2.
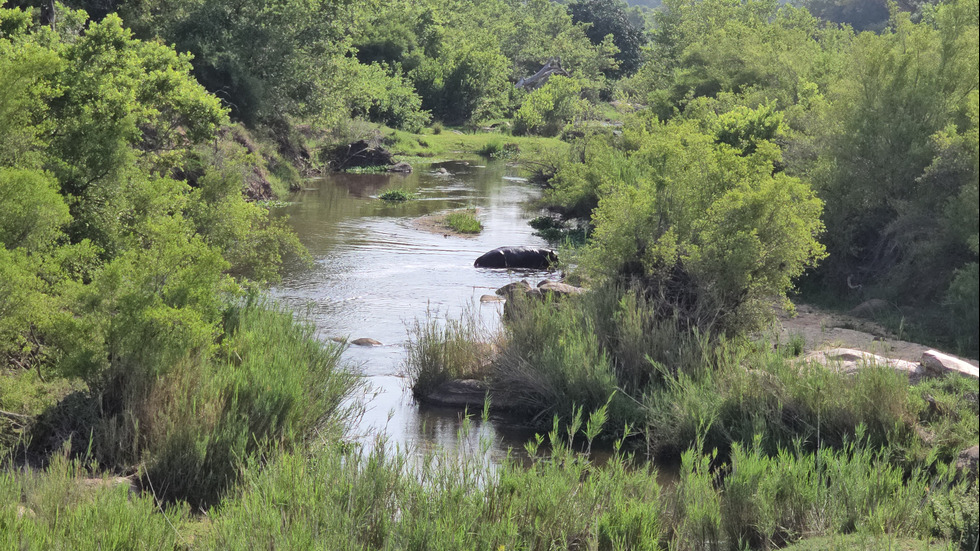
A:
422 379 517 410
350 338 383 346
388 162 413 173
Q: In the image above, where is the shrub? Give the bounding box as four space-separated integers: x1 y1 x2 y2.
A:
514 76 587 137
578 116 826 336
79 302 357 507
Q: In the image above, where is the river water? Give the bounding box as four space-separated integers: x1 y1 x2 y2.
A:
271 160 553 460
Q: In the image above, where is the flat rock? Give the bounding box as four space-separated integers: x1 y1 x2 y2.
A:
921 350 980 379
424 379 491 409
480 294 504 303
388 162 413 173
803 347 922 376
423 379 517 410
536 280 585 296
351 338 383 346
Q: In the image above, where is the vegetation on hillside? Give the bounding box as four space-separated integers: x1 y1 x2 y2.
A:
1 0 977 548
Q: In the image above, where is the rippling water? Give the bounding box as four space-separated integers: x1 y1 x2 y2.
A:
271 160 553 459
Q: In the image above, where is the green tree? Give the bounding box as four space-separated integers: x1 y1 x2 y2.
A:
555 115 826 335
570 0 647 78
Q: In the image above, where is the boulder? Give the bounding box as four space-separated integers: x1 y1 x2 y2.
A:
474 247 558 269
423 379 490 409
920 350 980 379
351 338 383 346
849 298 891 319
495 280 533 298
803 348 922 377
955 445 979 481
423 379 516 410
536 280 585 297
388 162 413 173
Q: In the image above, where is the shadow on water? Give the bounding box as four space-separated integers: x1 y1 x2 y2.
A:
272 160 563 462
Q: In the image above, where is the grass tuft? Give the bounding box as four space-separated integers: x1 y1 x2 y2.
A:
443 210 483 234
378 187 417 202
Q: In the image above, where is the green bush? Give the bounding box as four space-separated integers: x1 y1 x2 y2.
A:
84 302 356 507
572 116 826 335
514 76 587 137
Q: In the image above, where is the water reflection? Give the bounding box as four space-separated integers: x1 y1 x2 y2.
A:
272 161 554 459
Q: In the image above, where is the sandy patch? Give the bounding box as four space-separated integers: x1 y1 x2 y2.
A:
412 209 483 238
766 303 978 366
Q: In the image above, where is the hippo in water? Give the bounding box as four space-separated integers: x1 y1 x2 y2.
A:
474 247 558 269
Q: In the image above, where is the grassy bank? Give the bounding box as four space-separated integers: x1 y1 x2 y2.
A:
3 411 976 550
384 126 567 164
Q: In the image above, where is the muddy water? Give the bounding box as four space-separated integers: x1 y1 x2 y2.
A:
271 160 553 460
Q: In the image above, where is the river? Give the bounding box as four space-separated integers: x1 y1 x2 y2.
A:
271 160 553 460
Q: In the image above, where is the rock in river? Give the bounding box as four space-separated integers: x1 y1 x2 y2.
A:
351 338 383 346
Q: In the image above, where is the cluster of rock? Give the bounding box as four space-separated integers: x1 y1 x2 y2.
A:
803 347 979 381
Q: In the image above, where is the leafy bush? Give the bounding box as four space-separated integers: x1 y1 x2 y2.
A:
92 302 356 507
565 116 826 335
514 76 587 137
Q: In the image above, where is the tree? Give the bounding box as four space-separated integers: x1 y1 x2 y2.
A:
569 0 646 78
552 114 827 335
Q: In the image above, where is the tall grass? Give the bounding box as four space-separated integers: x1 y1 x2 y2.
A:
205 408 665 551
442 210 482 234
405 307 495 400
0 453 187 550
34 302 360 508
664 429 974 550
3 415 974 549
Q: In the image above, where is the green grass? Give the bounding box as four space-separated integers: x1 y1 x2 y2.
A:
475 139 520 159
405 306 494 400
383 125 567 162
7 411 972 550
378 187 417 202
442 210 483 234
343 165 391 174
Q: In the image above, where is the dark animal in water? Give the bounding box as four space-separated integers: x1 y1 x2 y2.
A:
474 247 558 269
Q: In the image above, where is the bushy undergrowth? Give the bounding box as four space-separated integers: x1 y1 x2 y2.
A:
416 285 978 470
26 302 357 508
666 432 978 550
0 454 187 550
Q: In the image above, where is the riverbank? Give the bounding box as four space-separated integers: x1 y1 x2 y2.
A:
4 164 978 550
